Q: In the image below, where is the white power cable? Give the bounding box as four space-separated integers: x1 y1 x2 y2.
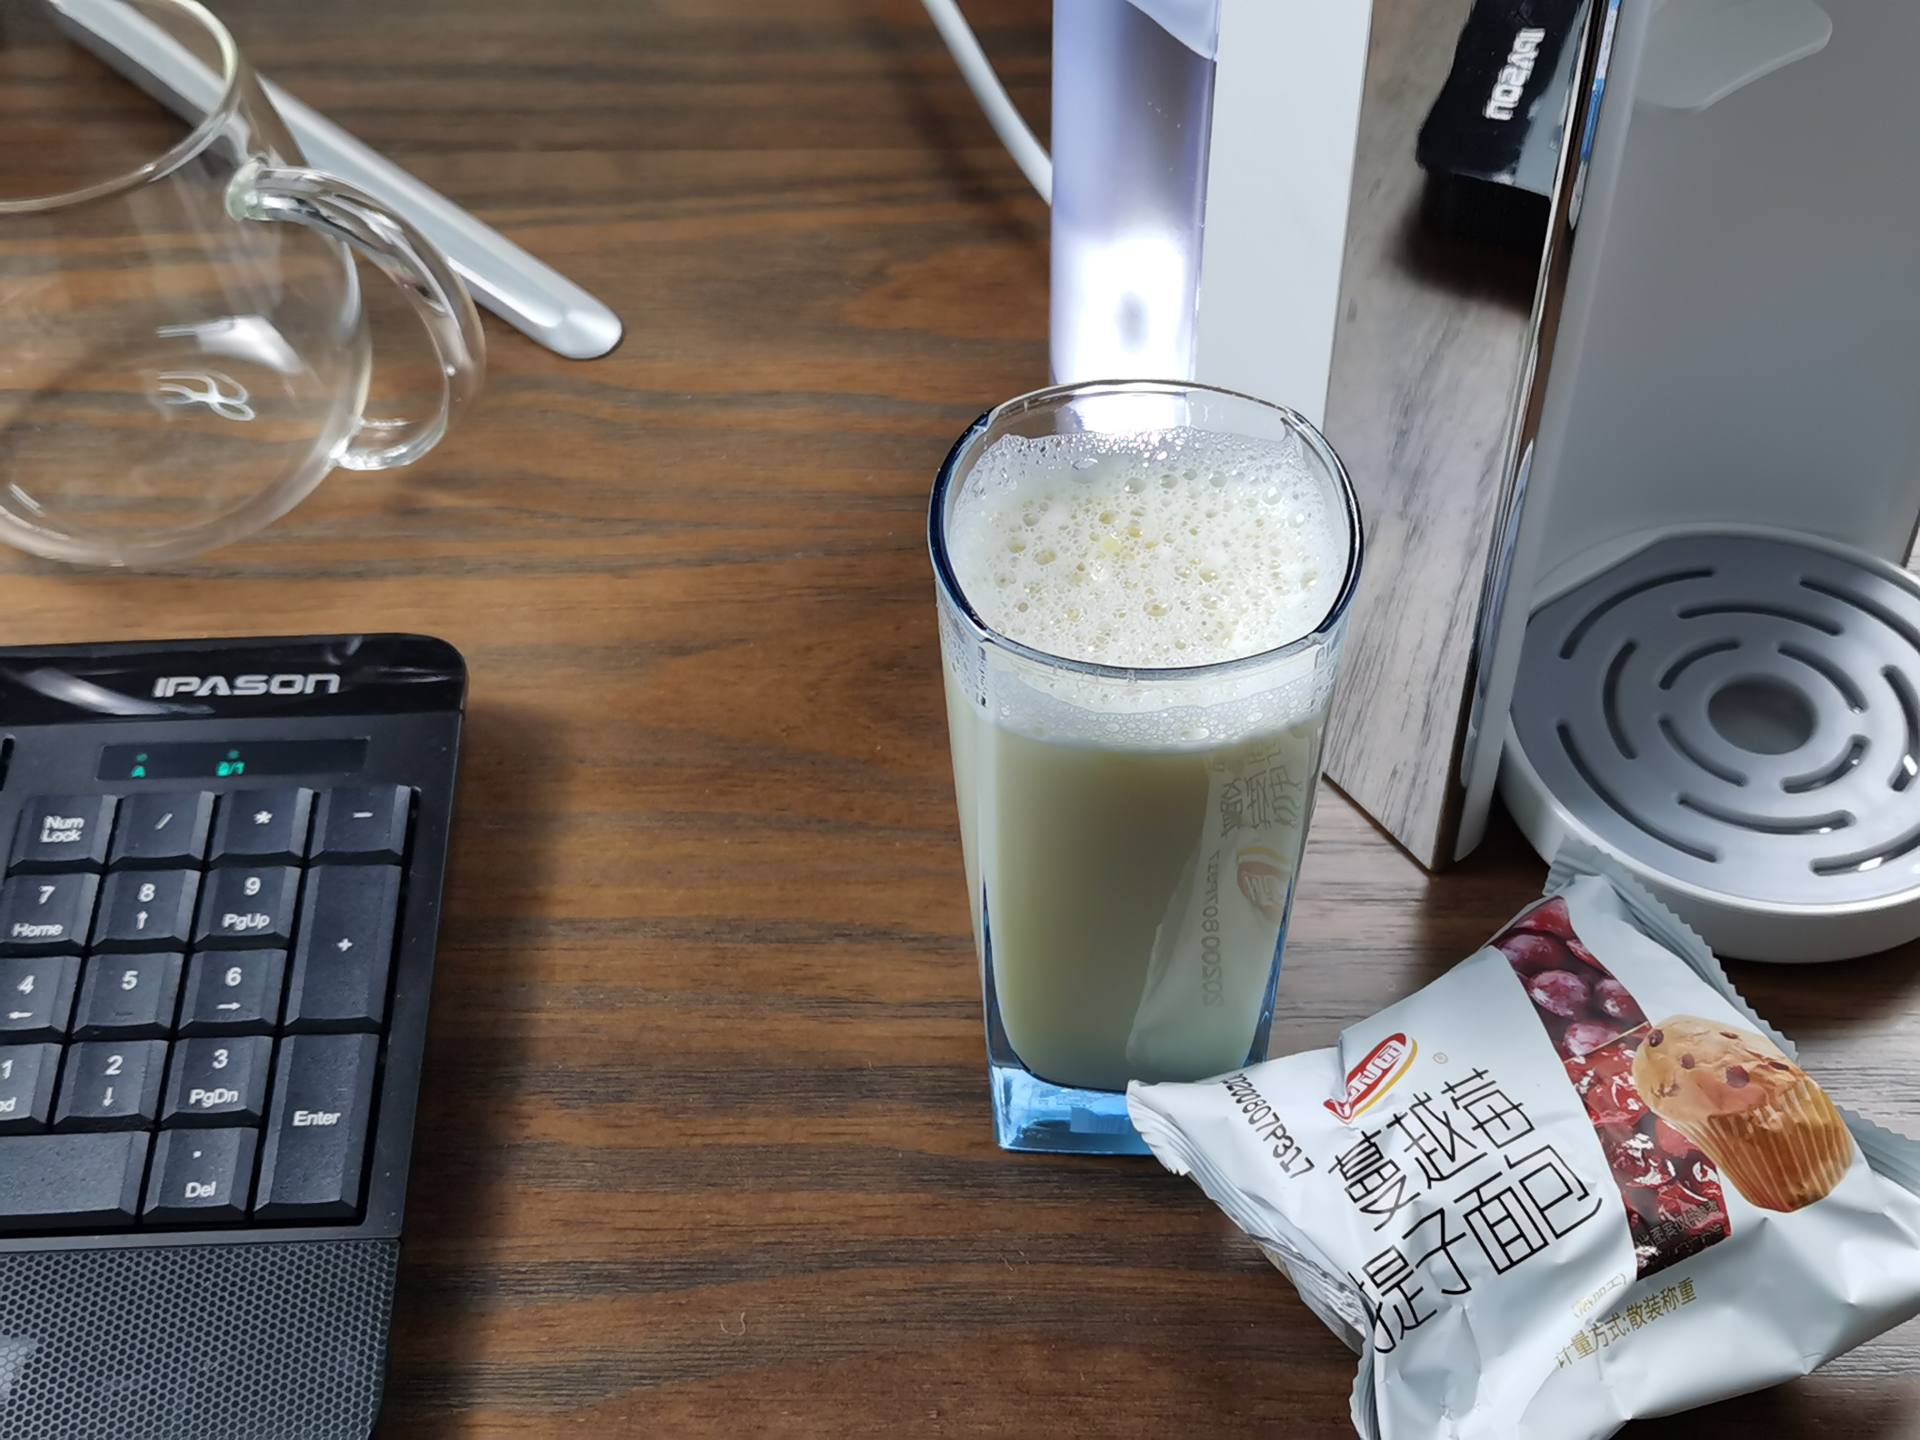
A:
919 0 1052 202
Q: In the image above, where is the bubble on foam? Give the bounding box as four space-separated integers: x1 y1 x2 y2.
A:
946 425 1347 670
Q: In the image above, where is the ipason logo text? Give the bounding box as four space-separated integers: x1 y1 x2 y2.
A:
152 673 342 699
1483 27 1547 121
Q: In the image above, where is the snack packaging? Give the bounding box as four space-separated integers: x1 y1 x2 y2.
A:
1127 848 1920 1440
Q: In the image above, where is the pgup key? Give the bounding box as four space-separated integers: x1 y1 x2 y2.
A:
195 867 301 948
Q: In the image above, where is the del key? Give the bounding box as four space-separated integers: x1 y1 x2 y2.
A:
255 1032 378 1221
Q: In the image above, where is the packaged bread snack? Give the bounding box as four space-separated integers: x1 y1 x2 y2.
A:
1127 849 1920 1440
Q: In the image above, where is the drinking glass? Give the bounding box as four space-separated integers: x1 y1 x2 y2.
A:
0 0 484 566
930 380 1363 1154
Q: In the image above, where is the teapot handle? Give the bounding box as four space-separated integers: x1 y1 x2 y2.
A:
230 160 486 472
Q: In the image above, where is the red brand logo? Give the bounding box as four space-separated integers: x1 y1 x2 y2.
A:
1324 1032 1418 1123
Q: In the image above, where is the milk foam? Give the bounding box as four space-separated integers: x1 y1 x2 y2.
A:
945 426 1347 669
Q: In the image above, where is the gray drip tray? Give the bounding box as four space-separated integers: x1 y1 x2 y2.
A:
1504 532 1920 958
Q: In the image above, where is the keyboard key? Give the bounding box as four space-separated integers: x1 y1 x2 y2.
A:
287 866 401 1032
143 1128 257 1225
313 785 411 861
255 1033 377 1221
163 1035 272 1127
194 866 300 948
74 953 184 1038
0 956 79 1040
54 1039 167 1131
210 788 314 864
0 1131 147 1231
110 790 214 868
179 950 287 1035
0 1044 62 1133
0 872 99 954
10 794 115 872
93 869 199 951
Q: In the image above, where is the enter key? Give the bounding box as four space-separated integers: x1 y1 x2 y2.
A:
255 1032 378 1221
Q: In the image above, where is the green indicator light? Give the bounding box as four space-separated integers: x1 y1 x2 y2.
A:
215 761 234 777
226 749 241 759
135 753 149 762
130 765 146 779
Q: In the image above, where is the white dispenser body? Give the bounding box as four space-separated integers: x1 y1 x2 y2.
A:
1491 0 1920 958
1044 0 1920 957
1048 0 1371 426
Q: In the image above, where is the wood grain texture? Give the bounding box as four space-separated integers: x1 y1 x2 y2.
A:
1319 0 1543 868
2 1 1915 1435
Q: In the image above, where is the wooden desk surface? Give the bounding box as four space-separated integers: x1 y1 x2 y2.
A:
8 0 1916 1434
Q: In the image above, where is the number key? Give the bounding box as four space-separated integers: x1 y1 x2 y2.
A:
94 870 199 951
179 950 287 1035
162 1035 272 1127
0 956 80 1040
0 1044 62 1133
54 1040 167 1130
195 867 300 948
74 953 184 1038
0 873 99 954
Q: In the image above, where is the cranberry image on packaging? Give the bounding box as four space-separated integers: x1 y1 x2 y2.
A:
1526 968 1591 1018
1607 1130 1673 1191
1567 1043 1649 1128
1566 937 1607 971
1497 931 1569 977
1564 1020 1618 1057
1593 1071 1647 1129
1514 897 1576 939
1594 977 1646 1026
1654 1118 1695 1157
1503 900 1733 1279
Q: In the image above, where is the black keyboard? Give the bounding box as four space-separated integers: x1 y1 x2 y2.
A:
0 635 464 1440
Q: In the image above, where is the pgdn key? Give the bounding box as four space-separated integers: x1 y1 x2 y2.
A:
195 867 301 948
163 1035 272 1127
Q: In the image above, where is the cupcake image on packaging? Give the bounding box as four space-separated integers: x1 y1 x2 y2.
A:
1631 1016 1853 1212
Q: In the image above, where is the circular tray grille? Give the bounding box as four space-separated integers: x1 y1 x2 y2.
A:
1510 533 1920 909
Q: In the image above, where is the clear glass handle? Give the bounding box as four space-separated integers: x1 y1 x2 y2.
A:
229 159 485 471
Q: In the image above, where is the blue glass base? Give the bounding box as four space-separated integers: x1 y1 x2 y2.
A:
976 890 1289 1157
991 1063 1152 1156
